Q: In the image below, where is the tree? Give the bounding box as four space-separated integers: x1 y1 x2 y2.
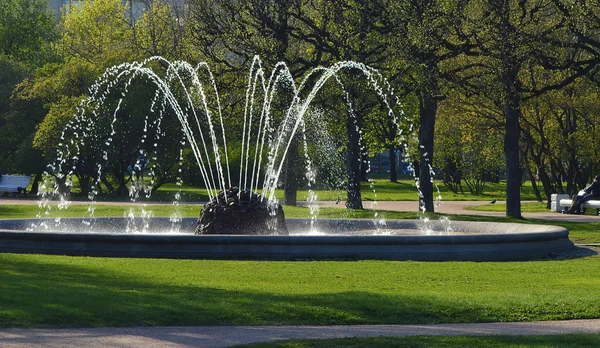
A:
434 93 505 195
0 0 57 180
132 0 188 61
0 57 28 172
0 0 57 66
520 76 600 205
60 0 133 64
462 0 599 217
362 95 418 183
20 0 192 197
189 0 412 208
381 0 476 212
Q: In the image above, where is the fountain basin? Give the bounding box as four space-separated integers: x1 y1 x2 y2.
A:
0 218 573 261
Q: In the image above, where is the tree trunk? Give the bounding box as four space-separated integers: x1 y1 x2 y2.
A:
78 174 90 197
284 136 299 206
526 165 542 202
537 168 554 209
30 172 42 195
389 147 397 182
418 94 438 213
346 97 363 209
275 1 296 205
503 97 522 218
497 1 522 218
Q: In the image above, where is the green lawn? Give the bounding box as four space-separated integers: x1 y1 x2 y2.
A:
1 251 600 328
1 196 598 332
54 179 543 202
231 335 600 348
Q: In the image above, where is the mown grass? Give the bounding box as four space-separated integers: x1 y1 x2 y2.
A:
231 334 600 348
1 195 598 330
61 179 542 202
0 203 416 220
0 202 201 219
1 251 600 328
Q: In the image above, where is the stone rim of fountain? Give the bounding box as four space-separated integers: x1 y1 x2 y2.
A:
0 218 574 261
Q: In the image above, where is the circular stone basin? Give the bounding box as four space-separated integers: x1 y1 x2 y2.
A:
0 218 573 261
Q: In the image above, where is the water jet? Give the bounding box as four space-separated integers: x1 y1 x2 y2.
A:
3 56 573 261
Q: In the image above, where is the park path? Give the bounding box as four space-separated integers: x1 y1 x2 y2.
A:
1 320 600 348
300 199 600 222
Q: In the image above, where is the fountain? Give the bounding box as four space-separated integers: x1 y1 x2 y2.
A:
195 187 287 235
0 56 575 261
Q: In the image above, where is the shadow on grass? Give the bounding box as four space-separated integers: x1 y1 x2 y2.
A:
7 254 600 328
0 256 503 328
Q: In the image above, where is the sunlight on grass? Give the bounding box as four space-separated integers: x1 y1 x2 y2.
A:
1 253 599 328
231 334 600 348
59 179 542 202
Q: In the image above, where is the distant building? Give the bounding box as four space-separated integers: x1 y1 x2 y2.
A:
48 0 71 14
47 0 184 21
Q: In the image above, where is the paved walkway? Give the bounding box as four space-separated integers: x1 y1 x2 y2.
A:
1 198 599 347
1 320 600 348
301 199 600 223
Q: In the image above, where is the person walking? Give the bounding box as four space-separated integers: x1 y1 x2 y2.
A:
568 175 600 214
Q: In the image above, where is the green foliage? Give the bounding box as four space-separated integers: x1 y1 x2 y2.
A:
32 95 84 157
521 76 600 198
434 94 505 194
59 0 133 64
17 59 99 103
3 0 600 215
133 0 188 60
0 0 57 174
0 0 57 66
0 56 48 174
17 0 193 195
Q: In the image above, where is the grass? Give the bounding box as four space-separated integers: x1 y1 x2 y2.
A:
0 202 417 220
1 191 599 334
60 179 543 202
0 203 203 219
231 335 600 348
1 251 600 328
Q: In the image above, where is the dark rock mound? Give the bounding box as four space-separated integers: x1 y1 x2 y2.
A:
195 187 288 235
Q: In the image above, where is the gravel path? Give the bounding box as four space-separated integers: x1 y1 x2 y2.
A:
1 320 600 348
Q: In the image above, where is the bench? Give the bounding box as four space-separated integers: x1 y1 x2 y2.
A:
0 175 31 197
558 198 600 215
